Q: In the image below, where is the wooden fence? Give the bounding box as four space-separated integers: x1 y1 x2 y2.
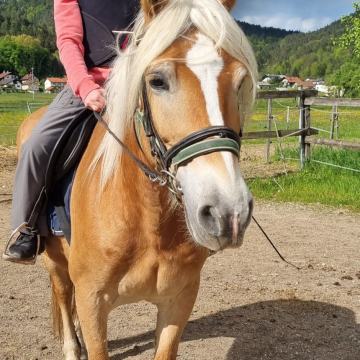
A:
243 90 360 169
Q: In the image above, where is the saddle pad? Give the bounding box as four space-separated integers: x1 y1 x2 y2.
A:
47 168 75 240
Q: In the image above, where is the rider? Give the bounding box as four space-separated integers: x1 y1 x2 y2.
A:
4 0 139 264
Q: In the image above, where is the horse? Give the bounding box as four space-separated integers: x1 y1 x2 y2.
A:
17 0 257 358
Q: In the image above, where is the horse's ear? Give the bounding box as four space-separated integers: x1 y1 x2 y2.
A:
141 0 168 21
220 0 236 10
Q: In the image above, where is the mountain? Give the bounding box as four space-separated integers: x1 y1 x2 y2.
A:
238 19 345 76
238 19 359 96
237 21 300 72
0 0 359 95
0 0 55 51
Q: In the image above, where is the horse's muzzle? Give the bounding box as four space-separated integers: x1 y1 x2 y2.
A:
197 197 253 250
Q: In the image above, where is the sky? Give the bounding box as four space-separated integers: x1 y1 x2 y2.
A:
232 0 355 32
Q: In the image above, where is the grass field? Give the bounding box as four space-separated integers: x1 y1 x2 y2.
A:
248 147 360 212
242 98 360 212
0 92 55 145
0 92 359 212
245 98 360 141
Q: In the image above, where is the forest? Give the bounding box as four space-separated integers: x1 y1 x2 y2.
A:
0 0 359 96
245 19 360 97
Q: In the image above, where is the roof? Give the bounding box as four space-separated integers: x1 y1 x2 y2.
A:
46 77 67 84
284 76 303 85
21 73 32 81
21 73 39 81
0 71 11 80
0 78 16 86
302 80 315 89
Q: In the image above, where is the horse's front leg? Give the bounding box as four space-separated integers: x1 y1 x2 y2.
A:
154 279 200 360
74 279 111 360
43 240 81 360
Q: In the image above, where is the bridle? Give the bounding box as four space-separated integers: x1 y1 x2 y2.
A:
95 84 301 269
95 80 242 199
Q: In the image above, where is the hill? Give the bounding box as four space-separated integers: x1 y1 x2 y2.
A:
239 20 360 97
237 21 300 71
0 0 359 95
0 0 55 51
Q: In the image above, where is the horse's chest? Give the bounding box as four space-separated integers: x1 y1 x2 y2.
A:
116 250 205 303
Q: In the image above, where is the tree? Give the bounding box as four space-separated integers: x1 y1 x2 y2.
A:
0 35 51 77
0 0 56 51
328 61 360 97
339 1 360 58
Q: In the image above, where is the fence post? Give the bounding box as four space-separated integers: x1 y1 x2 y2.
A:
286 106 290 129
335 104 339 139
330 105 336 140
299 92 306 169
266 98 273 163
305 104 311 162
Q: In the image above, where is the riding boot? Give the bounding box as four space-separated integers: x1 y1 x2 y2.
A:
3 227 45 265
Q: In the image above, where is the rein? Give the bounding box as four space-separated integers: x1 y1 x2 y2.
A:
94 111 167 185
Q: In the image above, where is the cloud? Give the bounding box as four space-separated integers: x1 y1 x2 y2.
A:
240 15 333 32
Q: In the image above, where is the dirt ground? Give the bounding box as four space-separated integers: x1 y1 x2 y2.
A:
1 147 360 360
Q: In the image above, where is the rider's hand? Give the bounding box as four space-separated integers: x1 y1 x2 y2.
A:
84 88 106 112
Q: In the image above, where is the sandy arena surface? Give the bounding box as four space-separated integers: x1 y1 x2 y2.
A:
1 147 360 360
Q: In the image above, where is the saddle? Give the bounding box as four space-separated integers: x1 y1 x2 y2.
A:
46 109 97 243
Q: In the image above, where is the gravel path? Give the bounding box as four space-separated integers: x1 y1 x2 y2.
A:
1 147 360 360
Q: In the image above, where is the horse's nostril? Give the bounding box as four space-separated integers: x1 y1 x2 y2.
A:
198 205 223 237
248 198 254 214
200 205 212 218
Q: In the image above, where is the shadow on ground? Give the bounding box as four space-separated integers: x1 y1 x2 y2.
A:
109 299 360 360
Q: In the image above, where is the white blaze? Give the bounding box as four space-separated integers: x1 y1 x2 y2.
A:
186 33 236 181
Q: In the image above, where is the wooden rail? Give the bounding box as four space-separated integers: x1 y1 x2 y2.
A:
305 138 360 151
304 97 360 107
249 90 360 169
257 89 318 100
243 128 318 140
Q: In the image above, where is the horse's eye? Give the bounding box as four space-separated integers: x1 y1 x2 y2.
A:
149 76 169 91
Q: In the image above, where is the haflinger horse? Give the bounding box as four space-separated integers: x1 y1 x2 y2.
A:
18 0 257 358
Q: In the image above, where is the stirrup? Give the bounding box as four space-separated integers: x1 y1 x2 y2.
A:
2 223 41 265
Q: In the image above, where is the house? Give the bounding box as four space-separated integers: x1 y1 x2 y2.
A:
261 74 286 84
0 71 19 89
282 76 303 88
21 73 40 92
315 84 340 96
281 76 316 90
257 81 272 90
0 71 11 81
44 77 67 93
258 75 286 90
301 80 316 89
315 84 330 95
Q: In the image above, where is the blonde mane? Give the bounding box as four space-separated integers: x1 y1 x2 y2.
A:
93 0 258 188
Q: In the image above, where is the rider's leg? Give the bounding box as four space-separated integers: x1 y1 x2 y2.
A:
4 86 86 264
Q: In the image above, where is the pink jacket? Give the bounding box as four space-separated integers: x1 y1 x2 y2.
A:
54 0 111 101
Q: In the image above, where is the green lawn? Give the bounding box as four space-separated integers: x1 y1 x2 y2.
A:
249 147 360 212
242 98 360 212
1 92 359 212
245 98 360 141
0 92 55 145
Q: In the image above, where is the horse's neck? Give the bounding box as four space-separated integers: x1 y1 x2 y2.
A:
109 128 181 249
76 123 206 262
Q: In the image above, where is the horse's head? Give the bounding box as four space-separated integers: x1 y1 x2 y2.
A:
102 0 258 252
